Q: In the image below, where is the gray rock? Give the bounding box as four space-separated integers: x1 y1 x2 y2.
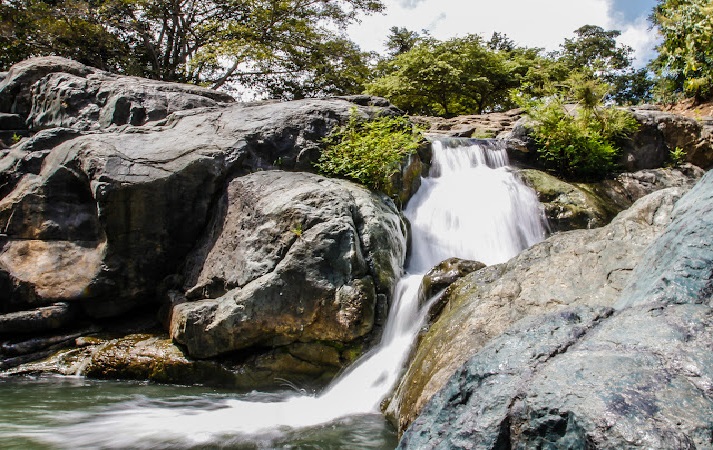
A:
0 96 400 317
400 301 713 449
617 169 713 309
418 258 486 323
171 170 406 359
387 186 685 434
0 56 234 131
399 174 713 448
627 107 713 170
0 113 25 130
520 165 704 232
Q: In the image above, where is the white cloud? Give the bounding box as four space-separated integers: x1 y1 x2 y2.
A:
348 0 657 65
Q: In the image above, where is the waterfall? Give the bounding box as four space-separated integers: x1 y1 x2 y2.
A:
33 139 547 448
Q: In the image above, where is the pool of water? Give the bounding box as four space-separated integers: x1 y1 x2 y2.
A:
0 376 398 449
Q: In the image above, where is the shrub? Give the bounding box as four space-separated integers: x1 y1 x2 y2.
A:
526 99 639 180
316 111 423 195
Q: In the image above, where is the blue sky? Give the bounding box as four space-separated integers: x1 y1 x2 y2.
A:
348 0 660 67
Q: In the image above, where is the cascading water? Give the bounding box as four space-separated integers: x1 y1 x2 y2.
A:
12 138 546 449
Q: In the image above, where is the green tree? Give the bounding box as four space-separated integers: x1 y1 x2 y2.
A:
252 37 376 100
557 25 653 105
366 35 523 116
384 26 423 56
650 0 713 102
0 0 383 92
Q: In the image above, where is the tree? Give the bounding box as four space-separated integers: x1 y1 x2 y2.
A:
0 0 384 92
559 25 632 73
366 35 523 116
250 37 376 100
556 25 653 105
650 0 713 102
384 26 423 56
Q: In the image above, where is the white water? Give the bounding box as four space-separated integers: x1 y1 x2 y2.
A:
31 139 546 448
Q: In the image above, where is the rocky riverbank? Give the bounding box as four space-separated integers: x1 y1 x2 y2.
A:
1 57 712 448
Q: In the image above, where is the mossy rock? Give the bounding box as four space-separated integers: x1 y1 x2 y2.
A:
518 169 622 232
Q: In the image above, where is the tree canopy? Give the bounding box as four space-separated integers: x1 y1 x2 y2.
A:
365 34 537 116
650 0 713 101
0 0 383 93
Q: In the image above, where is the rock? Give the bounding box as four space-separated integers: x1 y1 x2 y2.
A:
400 302 713 449
398 306 615 449
520 165 704 232
519 169 620 231
5 331 356 390
0 56 234 131
617 169 713 309
0 303 75 333
411 109 522 139
418 258 486 322
627 107 713 170
399 174 713 448
386 186 686 434
0 93 401 318
171 170 406 360
0 113 25 130
600 163 705 211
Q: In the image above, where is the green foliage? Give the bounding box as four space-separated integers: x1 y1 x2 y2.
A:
668 146 687 167
651 0 713 102
556 25 653 105
11 133 21 144
366 34 531 116
520 74 640 180
316 111 422 195
0 0 383 95
290 222 303 237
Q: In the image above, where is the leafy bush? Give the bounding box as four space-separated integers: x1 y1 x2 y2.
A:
519 72 639 180
526 99 639 180
316 111 423 195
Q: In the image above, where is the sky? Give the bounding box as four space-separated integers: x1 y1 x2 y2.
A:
347 0 660 68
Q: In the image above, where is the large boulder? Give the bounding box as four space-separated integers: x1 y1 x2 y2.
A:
625 106 713 170
399 172 713 449
170 170 406 359
0 95 400 316
386 186 686 434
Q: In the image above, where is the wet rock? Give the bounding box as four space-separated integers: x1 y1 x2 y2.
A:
520 164 704 232
418 258 486 322
386 186 686 434
519 169 620 231
171 170 406 359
